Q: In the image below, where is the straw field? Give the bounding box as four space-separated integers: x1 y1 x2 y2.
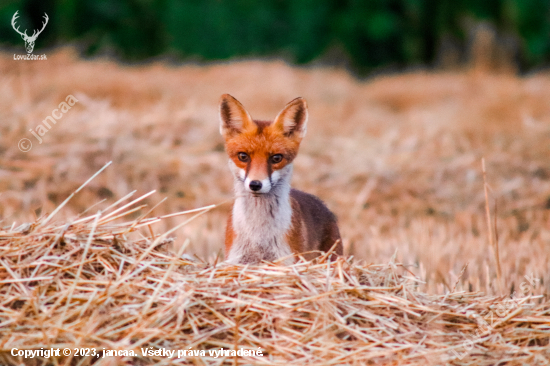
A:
1 49 549 365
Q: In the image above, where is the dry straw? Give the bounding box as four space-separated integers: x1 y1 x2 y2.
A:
1 167 549 365
2 50 550 296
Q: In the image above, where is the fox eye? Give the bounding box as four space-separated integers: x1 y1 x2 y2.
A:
237 152 249 162
270 154 283 164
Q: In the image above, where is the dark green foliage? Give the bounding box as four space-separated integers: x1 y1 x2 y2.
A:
1 0 548 73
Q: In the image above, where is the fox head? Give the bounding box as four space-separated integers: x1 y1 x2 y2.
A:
219 94 308 195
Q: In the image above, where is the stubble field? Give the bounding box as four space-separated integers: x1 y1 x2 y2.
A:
1 49 549 297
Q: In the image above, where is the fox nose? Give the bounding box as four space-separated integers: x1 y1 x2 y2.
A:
249 180 262 192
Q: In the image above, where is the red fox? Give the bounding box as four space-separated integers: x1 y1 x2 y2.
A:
219 94 342 265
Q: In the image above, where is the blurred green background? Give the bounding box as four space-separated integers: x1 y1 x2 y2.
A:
1 0 549 73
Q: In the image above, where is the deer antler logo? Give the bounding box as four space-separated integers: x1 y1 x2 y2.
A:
11 11 49 54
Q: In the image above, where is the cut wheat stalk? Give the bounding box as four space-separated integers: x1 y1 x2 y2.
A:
0 175 549 365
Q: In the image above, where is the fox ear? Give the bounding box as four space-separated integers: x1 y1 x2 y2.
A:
219 94 254 137
273 97 308 139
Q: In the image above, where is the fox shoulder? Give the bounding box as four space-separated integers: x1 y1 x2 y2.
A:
289 189 342 255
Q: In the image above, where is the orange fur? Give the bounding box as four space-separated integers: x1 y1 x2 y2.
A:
225 124 300 177
220 94 342 264
224 210 235 254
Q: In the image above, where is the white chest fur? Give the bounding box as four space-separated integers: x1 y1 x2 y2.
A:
226 164 294 264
